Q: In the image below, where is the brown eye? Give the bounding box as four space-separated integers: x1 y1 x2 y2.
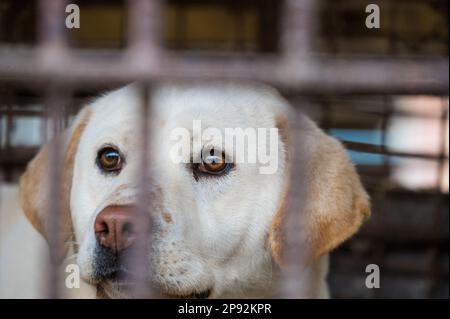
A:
97 147 123 173
198 151 232 175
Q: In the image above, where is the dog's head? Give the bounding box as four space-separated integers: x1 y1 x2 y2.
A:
20 83 370 298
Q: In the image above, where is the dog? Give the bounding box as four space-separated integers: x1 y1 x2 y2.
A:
10 83 370 298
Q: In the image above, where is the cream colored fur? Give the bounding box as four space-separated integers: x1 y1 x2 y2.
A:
1 83 370 298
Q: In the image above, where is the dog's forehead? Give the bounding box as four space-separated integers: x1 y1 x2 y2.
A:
86 84 286 132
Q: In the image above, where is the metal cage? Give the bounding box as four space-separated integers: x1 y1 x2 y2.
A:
0 0 448 298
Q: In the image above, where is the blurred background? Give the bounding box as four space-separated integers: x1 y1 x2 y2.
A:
0 0 448 298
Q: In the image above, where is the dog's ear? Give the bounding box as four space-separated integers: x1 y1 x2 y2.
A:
19 108 91 261
269 115 370 265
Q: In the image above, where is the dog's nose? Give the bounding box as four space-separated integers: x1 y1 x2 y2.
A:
94 206 150 253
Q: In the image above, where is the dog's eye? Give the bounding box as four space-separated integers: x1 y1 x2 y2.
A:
197 151 232 175
97 147 123 173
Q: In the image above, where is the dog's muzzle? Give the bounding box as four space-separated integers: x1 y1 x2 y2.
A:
90 205 212 299
92 205 151 281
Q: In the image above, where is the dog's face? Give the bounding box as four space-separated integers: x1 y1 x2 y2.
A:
20 84 370 298
72 85 289 298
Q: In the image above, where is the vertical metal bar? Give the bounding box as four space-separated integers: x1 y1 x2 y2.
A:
38 0 69 299
38 0 68 50
137 82 152 298
125 0 162 299
437 99 449 192
0 85 13 275
375 96 392 299
125 82 158 298
3 87 14 182
280 0 318 59
126 0 162 66
427 99 449 297
277 0 319 298
276 112 311 298
44 83 66 299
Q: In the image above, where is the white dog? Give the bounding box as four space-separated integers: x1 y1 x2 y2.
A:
4 83 370 298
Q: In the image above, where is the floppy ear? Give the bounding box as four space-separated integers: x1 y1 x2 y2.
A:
19 108 91 261
269 115 371 265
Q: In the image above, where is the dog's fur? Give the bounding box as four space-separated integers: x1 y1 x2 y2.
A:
4 83 370 298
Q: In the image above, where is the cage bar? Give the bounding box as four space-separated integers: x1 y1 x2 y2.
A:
0 0 448 299
0 49 447 95
43 83 67 298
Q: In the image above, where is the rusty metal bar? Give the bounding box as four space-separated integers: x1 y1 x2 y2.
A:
43 83 66 299
126 0 162 62
276 113 311 298
125 0 161 299
427 99 449 296
280 0 318 59
37 0 70 71
127 82 158 298
38 0 68 49
0 49 448 94
37 0 70 299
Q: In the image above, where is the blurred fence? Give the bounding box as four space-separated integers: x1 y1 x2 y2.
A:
0 0 448 298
